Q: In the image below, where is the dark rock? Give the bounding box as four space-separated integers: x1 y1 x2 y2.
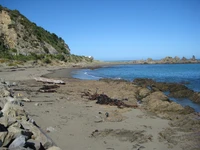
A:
182 106 195 114
142 91 184 115
21 130 33 140
25 139 40 150
0 124 7 132
169 89 193 98
133 78 200 103
132 78 155 87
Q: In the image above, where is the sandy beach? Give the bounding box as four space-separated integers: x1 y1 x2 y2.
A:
0 64 199 150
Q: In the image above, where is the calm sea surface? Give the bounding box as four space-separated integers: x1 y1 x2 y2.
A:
72 64 200 112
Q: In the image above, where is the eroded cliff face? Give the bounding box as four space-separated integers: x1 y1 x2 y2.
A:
0 7 70 55
0 10 17 49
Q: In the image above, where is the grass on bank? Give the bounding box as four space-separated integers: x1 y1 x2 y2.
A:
0 50 93 66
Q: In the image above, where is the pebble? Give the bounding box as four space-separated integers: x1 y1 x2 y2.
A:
46 126 55 132
35 103 39 106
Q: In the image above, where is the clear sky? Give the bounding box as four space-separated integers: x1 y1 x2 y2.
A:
1 0 200 60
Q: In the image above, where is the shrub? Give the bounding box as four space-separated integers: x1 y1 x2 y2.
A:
43 46 49 53
8 24 16 29
43 57 51 64
55 54 65 61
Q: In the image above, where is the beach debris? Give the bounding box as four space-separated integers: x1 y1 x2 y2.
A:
46 126 55 133
39 84 60 93
91 129 99 136
34 77 65 84
22 97 31 102
82 90 138 108
35 103 39 106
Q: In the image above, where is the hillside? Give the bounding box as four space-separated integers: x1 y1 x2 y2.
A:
0 5 93 64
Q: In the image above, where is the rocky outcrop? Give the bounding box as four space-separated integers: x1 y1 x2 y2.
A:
133 78 200 103
132 56 199 64
142 91 185 115
0 79 62 150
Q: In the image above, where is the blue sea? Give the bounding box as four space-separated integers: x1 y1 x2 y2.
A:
72 64 200 112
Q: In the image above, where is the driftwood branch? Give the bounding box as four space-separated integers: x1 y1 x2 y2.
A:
39 85 60 93
34 77 65 84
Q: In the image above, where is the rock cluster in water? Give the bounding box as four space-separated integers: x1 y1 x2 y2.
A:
133 78 200 103
0 79 61 150
132 55 200 64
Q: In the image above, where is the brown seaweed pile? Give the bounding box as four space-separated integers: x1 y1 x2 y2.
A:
82 90 137 108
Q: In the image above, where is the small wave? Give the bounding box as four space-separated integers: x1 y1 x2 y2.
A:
77 71 102 80
87 73 102 79
114 77 122 80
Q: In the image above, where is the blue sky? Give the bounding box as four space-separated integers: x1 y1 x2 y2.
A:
1 0 200 60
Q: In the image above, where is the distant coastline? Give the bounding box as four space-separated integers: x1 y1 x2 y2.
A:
103 56 200 65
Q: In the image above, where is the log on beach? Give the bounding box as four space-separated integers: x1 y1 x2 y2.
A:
34 77 65 84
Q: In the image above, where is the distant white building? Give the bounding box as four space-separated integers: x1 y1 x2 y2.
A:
87 56 94 59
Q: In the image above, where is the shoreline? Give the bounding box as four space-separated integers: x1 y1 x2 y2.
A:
44 65 200 112
0 64 200 150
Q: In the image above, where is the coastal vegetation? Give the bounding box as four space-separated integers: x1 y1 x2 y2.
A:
0 51 93 65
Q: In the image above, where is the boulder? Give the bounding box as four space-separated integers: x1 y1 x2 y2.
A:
8 135 25 149
143 91 169 102
0 89 10 97
0 132 15 147
0 117 8 127
138 88 151 98
7 122 22 137
2 132 15 147
20 120 54 149
26 139 40 150
182 106 195 114
0 115 17 128
2 102 27 120
0 124 7 132
142 92 184 114
0 132 7 147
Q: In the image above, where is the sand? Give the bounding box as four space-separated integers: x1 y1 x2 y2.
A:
0 65 184 150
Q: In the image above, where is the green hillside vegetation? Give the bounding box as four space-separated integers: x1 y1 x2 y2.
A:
0 5 93 64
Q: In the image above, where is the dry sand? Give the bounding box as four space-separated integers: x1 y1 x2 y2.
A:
0 65 185 150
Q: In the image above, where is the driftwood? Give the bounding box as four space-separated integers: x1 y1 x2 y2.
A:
39 85 60 93
34 77 65 84
82 90 137 108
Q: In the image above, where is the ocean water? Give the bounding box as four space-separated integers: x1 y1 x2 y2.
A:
72 64 200 112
